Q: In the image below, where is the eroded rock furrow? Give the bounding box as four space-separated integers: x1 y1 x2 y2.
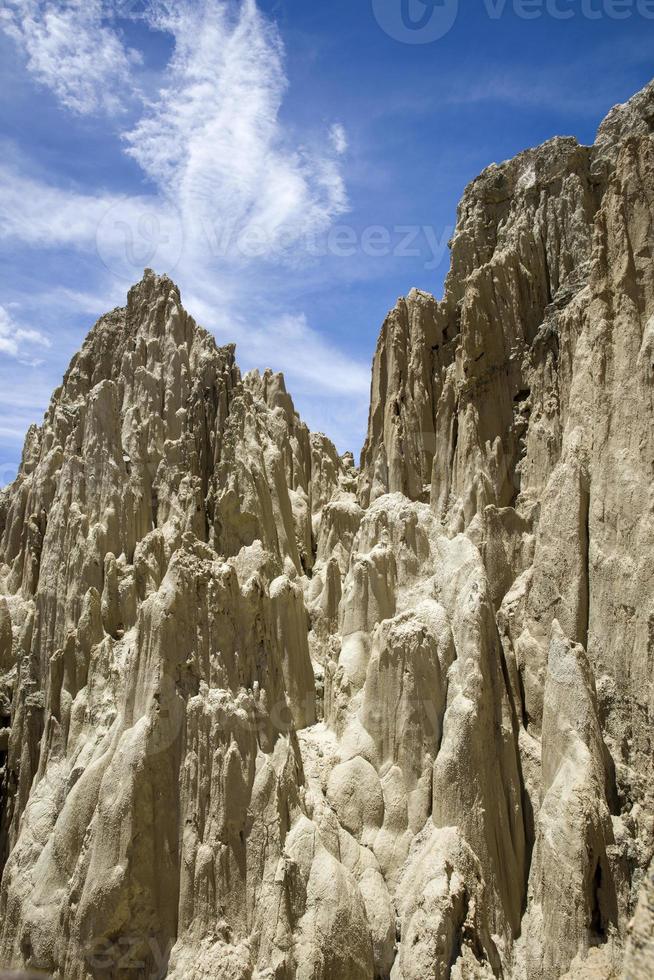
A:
0 80 653 980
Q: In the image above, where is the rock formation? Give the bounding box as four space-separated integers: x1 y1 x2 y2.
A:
0 80 653 979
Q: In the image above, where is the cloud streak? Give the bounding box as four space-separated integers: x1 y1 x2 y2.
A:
1 0 350 262
0 304 51 363
329 123 348 155
0 1 368 451
0 166 121 247
186 291 370 398
124 0 348 260
0 0 138 115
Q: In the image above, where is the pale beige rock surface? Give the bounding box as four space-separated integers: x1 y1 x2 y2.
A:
0 81 653 979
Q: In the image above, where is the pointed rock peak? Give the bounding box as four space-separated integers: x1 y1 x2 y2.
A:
0 76 653 980
245 367 297 418
127 267 181 310
595 77 654 154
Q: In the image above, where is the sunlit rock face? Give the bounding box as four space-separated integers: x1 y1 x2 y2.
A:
0 80 653 980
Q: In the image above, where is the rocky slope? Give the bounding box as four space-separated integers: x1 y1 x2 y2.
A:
0 80 653 980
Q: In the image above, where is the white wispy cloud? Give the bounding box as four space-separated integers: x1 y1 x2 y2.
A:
0 166 118 247
0 0 139 115
0 304 51 362
1 0 351 274
186 291 369 398
248 311 368 396
0 165 186 282
125 0 348 260
329 123 348 155
0 0 367 452
185 290 371 453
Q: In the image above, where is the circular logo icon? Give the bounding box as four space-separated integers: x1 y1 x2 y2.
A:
372 0 459 44
96 200 184 281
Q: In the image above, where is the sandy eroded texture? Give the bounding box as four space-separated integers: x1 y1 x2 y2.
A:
0 81 653 980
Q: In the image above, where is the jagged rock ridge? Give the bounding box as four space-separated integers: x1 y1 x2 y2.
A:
0 80 653 980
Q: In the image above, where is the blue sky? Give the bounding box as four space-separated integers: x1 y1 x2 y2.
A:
0 0 652 483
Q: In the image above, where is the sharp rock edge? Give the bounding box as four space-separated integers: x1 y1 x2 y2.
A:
0 80 653 980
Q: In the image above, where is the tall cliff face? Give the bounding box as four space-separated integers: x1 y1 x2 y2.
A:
358 81 654 976
0 82 652 980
